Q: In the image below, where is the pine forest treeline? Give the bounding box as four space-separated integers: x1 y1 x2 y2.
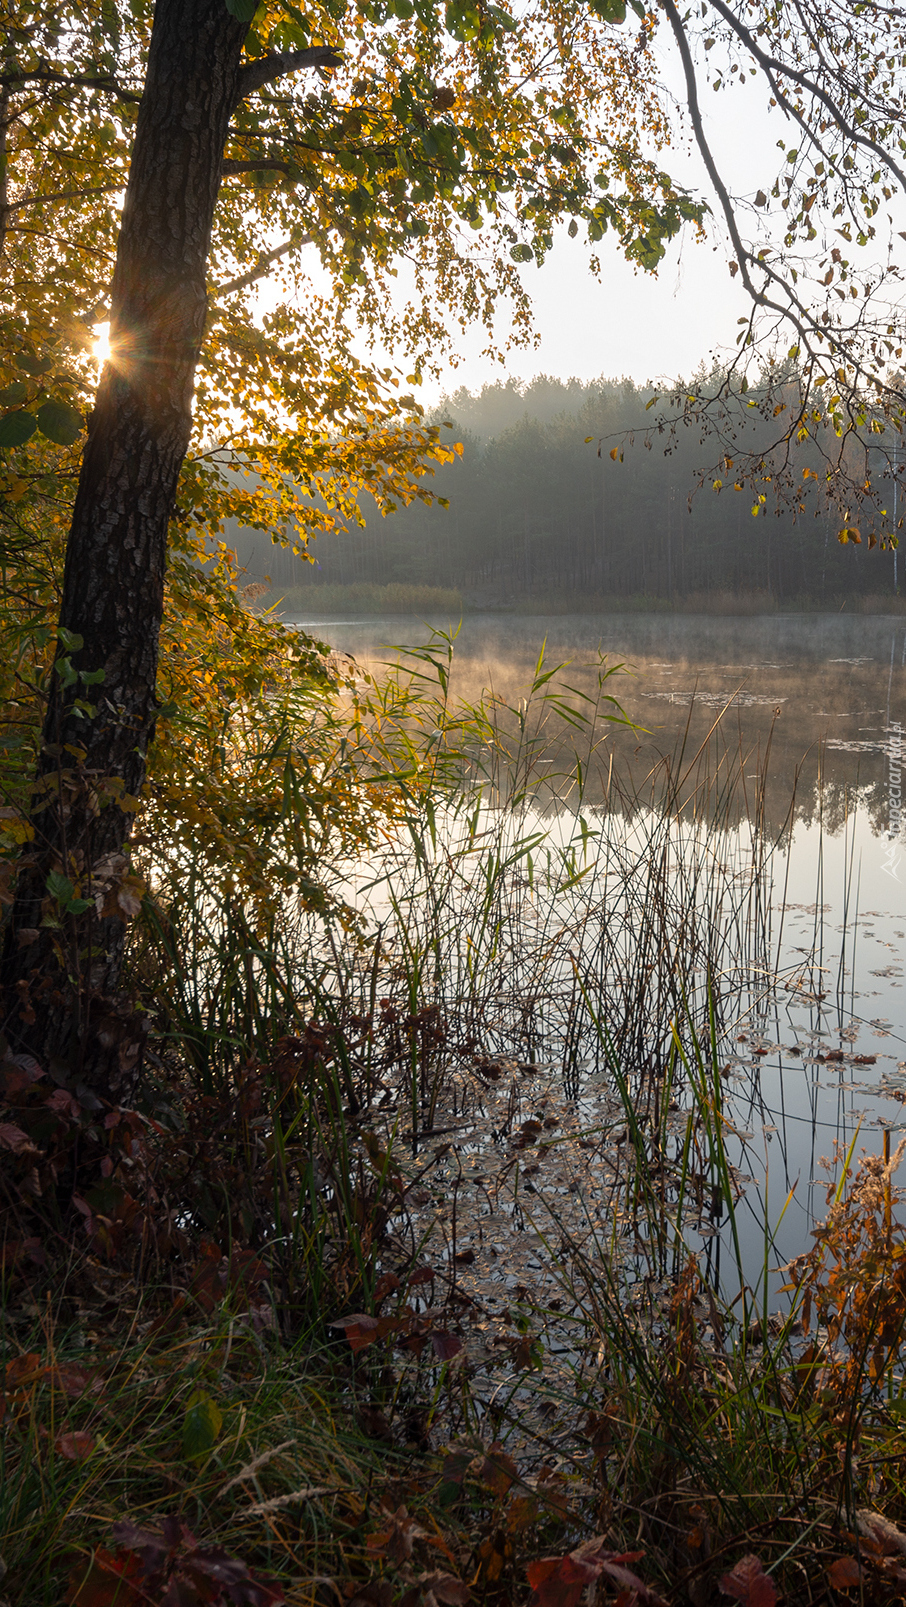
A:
233 372 902 608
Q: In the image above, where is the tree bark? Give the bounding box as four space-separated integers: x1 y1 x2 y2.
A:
1 0 249 1092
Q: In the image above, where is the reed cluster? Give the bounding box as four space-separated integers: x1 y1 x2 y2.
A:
2 632 903 1605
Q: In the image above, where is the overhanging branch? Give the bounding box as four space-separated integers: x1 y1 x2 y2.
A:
235 47 343 104
707 0 906 195
659 0 814 350
212 235 312 298
0 67 141 104
221 159 294 176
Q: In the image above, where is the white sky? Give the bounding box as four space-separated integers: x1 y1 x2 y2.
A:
422 219 753 396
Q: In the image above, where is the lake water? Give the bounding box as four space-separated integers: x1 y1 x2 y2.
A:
292 610 906 1299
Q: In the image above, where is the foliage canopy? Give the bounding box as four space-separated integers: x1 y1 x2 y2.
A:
0 0 904 1078
0 0 700 551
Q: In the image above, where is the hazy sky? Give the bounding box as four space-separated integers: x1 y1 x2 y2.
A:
424 219 753 398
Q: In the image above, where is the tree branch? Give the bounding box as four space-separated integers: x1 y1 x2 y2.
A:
3 184 121 216
659 0 814 348
212 235 312 298
0 67 141 104
706 0 906 195
234 47 343 104
221 159 294 176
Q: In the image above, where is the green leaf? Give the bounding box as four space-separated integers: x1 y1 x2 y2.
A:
182 1390 223 1464
509 242 534 262
0 381 29 406
0 410 37 448
15 353 53 377
46 871 75 903
36 400 83 446
224 0 259 16
444 0 481 40
55 656 79 688
587 0 627 21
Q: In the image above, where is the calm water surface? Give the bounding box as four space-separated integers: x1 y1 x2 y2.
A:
293 610 906 1290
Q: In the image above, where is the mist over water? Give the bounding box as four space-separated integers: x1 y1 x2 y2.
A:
296 608 906 1292
301 609 906 830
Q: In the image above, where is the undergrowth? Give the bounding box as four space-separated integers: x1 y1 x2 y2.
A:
2 629 905 1604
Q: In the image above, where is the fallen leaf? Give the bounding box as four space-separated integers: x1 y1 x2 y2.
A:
366 1506 427 1566
5 1352 43 1388
56 1430 96 1460
528 1542 665 1607
0 1122 38 1154
431 1331 462 1361
65 1547 142 1606
182 1389 223 1464
343 1584 394 1607
331 1314 400 1353
827 1556 862 1589
407 1571 470 1606
357 1405 392 1440
480 1446 518 1496
857 1508 906 1555
719 1554 777 1605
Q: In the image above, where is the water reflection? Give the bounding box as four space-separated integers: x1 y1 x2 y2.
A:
295 609 906 837
299 610 906 1298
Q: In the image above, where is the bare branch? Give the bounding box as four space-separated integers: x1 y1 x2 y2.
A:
659 0 820 355
706 0 906 194
3 184 121 216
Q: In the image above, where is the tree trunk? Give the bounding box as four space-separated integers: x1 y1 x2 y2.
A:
1 0 249 1093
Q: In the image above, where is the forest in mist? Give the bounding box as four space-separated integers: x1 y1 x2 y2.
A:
230 372 903 609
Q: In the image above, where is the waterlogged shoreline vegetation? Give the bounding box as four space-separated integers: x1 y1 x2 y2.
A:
3 614 906 1605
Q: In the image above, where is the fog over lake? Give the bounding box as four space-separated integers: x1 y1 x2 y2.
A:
290 609 906 1291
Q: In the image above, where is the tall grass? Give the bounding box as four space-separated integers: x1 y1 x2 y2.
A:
5 626 902 1602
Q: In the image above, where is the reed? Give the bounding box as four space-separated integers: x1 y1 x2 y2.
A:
4 626 902 1603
